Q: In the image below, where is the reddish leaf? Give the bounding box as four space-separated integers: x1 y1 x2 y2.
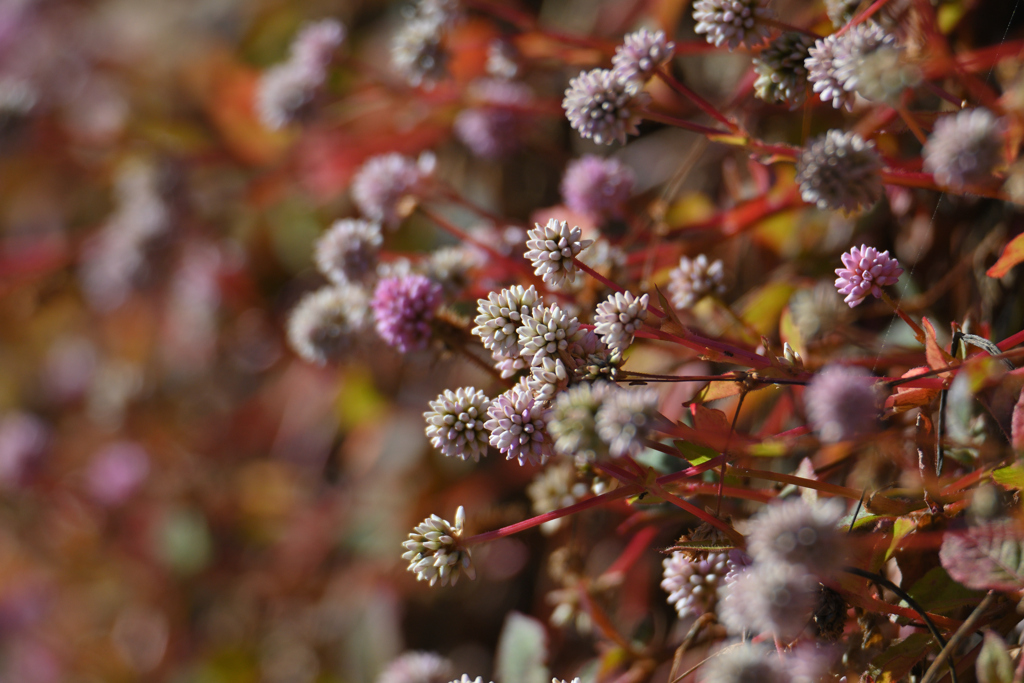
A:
987 232 1024 279
922 317 953 372
940 521 1024 591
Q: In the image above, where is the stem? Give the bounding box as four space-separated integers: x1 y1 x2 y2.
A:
655 70 738 132
648 480 745 544
728 466 868 500
897 106 930 146
879 289 927 342
643 326 771 369
572 256 667 318
837 0 893 35
919 591 995 683
640 108 734 138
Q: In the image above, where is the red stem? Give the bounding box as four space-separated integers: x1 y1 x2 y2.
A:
573 257 667 318
655 70 738 132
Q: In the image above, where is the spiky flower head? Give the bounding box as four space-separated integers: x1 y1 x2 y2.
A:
698 642 787 683
834 244 902 307
484 379 552 466
454 79 534 159
548 382 613 461
560 155 635 220
661 551 732 619
693 0 774 51
517 302 584 365
611 29 676 85
524 219 593 288
753 32 815 107
401 507 475 586
562 68 651 146
287 285 369 365
594 291 648 356
473 285 541 356
923 108 1005 189
424 387 492 462
351 152 434 228
595 386 660 458
796 130 883 212
747 498 847 577
804 364 881 442
527 461 589 534
391 16 448 89
806 22 896 110
667 254 726 310
314 218 383 286
371 274 443 353
718 562 818 639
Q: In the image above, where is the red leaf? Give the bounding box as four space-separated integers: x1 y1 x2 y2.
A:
939 521 1024 591
987 233 1024 279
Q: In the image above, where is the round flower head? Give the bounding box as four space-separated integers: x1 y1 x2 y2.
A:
753 32 815 107
287 285 369 365
401 507 475 587
923 108 1005 189
424 387 492 462
804 364 881 442
86 441 150 506
527 355 572 402
693 0 774 50
314 218 383 286
517 302 584 365
548 382 614 461
351 152 434 228
747 498 847 577
850 42 921 104
595 386 660 458
391 16 448 89
796 130 883 212
560 155 635 220
527 461 589 533
667 254 725 310
661 551 732 619
698 642 787 683
593 291 648 356
378 653 454 683
806 22 895 110
611 29 676 85
371 274 443 353
473 285 541 356
834 244 903 307
718 562 818 639
562 68 651 146
454 79 534 159
524 219 593 288
484 379 553 466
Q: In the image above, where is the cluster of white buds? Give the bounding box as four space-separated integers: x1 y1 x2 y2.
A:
402 506 476 586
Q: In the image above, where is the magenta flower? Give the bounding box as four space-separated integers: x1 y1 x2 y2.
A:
834 244 902 308
371 274 443 353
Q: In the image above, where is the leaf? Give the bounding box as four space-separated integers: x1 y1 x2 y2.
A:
986 232 1024 279
886 517 916 561
993 463 1024 489
868 632 935 683
922 317 954 371
495 612 548 683
1012 390 1024 455
700 380 745 402
906 566 986 614
738 282 795 336
978 631 1014 683
665 539 736 553
940 521 1024 591
673 440 717 465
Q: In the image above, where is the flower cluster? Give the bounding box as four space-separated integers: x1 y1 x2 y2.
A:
402 506 475 586
667 254 726 309
562 69 650 146
833 244 903 307
371 275 443 353
524 219 593 287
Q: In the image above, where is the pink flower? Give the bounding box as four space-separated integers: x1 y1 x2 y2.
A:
834 244 902 308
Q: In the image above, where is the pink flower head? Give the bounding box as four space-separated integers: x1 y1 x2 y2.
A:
834 244 902 308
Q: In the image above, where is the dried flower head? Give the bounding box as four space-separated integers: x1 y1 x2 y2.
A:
527 461 589 533
753 32 815 107
524 219 593 288
351 152 434 228
611 29 675 85
560 155 635 220
371 275 443 353
796 130 883 212
806 22 895 110
661 551 732 619
693 0 774 50
548 382 613 461
473 285 541 356
718 562 818 639
484 379 552 466
314 218 383 286
698 642 787 683
923 108 1005 189
834 244 903 307
562 68 650 146
454 79 534 159
594 291 648 356
287 285 369 365
391 16 449 89
747 498 847 577
804 364 881 442
595 386 660 458
424 387 492 462
401 507 475 586
517 302 584 365
667 254 726 310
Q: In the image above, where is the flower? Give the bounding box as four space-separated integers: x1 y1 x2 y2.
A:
527 356 572 402
796 130 883 212
718 562 818 639
560 155 635 220
595 386 660 457
850 43 921 104
526 461 589 533
424 245 481 296
747 498 847 577
371 275 443 353
85 441 150 506
611 29 675 85
593 291 648 356
424 387 492 462
401 507 475 586
314 218 383 286
454 79 534 158
753 32 815 107
833 244 903 307
661 551 732 619
524 219 593 288
698 642 787 683
562 68 650 146
391 16 449 89
484 379 552 466
804 364 881 442
667 254 725 310
351 152 434 228
693 0 774 50
286 285 369 365
472 285 541 356
548 382 614 461
378 652 454 683
805 22 895 111
923 108 1005 188
517 302 584 365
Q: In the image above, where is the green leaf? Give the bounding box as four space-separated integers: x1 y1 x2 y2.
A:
940 520 1024 591
886 517 916 561
992 463 1024 489
906 566 986 614
977 631 1014 683
495 612 548 683
673 440 717 465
